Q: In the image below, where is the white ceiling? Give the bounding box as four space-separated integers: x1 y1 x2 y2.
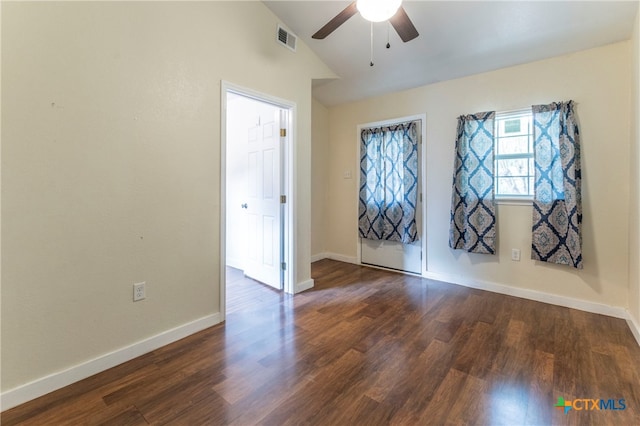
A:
264 1 639 106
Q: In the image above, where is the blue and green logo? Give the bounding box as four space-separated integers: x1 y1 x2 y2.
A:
554 397 626 414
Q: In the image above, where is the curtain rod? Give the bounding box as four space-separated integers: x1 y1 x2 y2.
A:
360 118 421 130
498 101 578 116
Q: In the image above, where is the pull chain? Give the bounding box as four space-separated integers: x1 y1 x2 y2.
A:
386 22 391 49
370 22 374 66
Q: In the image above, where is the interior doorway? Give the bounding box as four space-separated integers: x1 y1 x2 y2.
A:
357 114 427 275
226 93 284 289
221 82 295 320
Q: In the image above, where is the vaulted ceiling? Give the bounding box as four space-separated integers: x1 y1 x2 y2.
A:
264 1 639 106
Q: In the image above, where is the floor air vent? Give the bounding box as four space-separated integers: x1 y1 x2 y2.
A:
277 25 296 52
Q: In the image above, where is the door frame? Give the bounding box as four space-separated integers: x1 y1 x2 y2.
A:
220 81 296 320
355 113 428 276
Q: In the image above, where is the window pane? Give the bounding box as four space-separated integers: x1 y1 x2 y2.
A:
504 119 520 133
497 135 530 155
496 158 531 177
498 116 530 137
494 111 534 198
497 177 530 196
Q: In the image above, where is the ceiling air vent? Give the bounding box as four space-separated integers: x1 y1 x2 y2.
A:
277 25 297 52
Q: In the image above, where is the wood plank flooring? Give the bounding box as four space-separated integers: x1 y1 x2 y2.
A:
3 259 640 425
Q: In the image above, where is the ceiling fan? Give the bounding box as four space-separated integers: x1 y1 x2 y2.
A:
312 0 419 43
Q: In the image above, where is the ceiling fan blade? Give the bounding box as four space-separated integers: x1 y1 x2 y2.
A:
389 6 419 42
312 2 358 39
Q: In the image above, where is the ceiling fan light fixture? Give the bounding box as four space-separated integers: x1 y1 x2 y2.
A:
356 0 402 23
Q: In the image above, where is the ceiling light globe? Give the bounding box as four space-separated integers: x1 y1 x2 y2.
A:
356 0 402 23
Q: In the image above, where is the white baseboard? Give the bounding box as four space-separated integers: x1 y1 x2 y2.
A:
310 252 359 265
0 313 221 411
310 252 328 263
423 270 628 319
295 278 314 293
626 313 640 346
324 252 359 265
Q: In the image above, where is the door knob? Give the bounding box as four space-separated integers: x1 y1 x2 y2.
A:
241 203 248 209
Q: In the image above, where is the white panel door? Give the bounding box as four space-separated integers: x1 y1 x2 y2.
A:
244 107 282 289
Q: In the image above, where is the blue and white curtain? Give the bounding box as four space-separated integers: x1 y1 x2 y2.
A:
531 101 582 268
358 122 418 244
449 112 496 254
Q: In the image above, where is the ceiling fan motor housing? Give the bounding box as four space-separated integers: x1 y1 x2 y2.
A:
356 0 402 23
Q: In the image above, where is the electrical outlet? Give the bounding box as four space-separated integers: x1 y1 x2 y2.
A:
133 282 146 302
511 248 521 261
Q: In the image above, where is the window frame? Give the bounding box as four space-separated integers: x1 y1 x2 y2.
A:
493 108 534 203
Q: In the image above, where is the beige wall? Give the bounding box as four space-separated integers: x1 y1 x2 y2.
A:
325 42 632 310
1 2 334 392
311 99 330 257
629 9 640 326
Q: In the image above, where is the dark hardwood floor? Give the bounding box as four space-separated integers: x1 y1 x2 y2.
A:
3 260 640 425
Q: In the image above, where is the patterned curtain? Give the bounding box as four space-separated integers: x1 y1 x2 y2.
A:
358 121 418 244
449 112 496 254
531 101 582 268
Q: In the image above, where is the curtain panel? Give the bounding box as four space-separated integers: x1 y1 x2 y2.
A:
358 121 419 244
531 101 582 269
449 111 497 254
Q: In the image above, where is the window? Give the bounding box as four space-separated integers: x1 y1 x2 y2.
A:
494 110 534 199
